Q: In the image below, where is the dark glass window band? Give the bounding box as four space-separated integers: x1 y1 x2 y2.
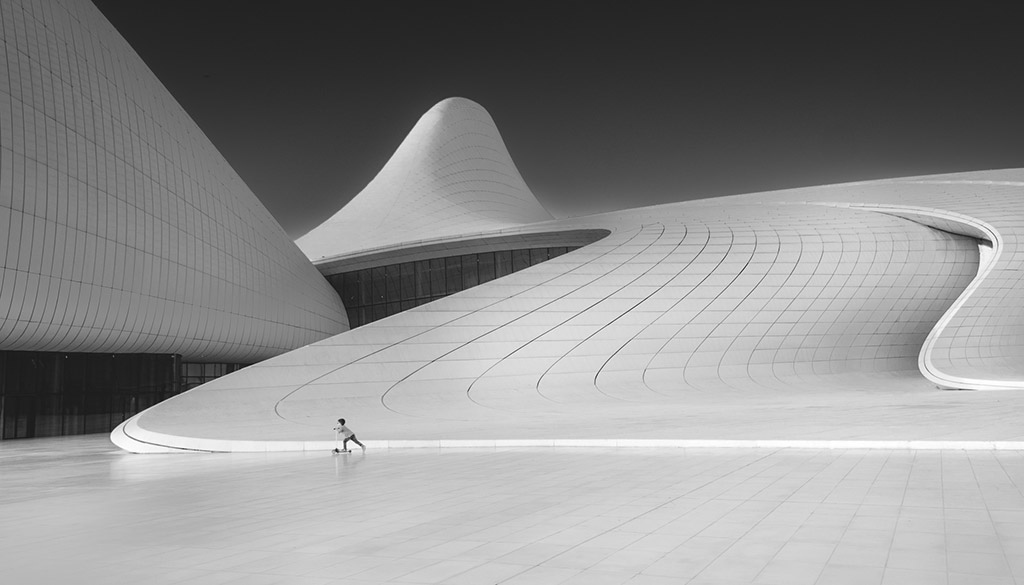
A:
327 246 578 328
0 352 246 439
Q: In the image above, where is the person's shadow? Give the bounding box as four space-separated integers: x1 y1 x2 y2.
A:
333 449 366 477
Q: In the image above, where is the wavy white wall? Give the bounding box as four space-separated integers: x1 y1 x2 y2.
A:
113 198 982 452
731 172 1024 389
0 0 347 361
113 93 1024 452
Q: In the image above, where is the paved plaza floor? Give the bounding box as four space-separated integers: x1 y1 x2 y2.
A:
3 435 1024 584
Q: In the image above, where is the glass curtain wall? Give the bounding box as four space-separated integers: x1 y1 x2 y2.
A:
0 353 250 439
328 246 577 328
0 352 179 439
181 362 247 392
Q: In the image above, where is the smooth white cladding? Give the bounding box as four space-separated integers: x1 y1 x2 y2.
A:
296 97 552 262
114 190 995 452
725 171 1024 390
0 0 347 361
109 93 1024 452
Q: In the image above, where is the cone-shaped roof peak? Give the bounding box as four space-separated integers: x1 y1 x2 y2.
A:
297 98 550 261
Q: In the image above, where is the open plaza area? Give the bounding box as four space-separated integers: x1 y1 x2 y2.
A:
4 436 1024 585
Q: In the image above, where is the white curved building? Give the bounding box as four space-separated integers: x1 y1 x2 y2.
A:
4 0 1022 449
1 0 346 438
112 95 1024 453
296 97 552 262
0 0 346 360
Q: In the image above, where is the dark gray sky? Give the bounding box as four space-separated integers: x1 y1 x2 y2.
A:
93 1 1024 239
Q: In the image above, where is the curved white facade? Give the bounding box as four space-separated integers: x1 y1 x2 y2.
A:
724 172 1024 389
296 97 552 262
0 0 347 362
112 95 1024 452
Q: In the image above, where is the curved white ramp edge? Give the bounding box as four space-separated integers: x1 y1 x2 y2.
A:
111 428 1024 454
807 202 1014 389
113 190 1024 452
109 89 1024 452
111 418 200 454
739 174 1024 390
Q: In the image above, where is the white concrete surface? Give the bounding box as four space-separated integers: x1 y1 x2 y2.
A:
5 435 1024 584
4 1 1024 458
115 92 1024 451
117 195 1015 452
733 173 1024 391
0 0 347 361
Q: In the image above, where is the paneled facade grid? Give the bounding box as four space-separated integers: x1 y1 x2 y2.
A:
728 174 1024 388
0 0 347 362
114 200 989 451
26 2 1023 450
